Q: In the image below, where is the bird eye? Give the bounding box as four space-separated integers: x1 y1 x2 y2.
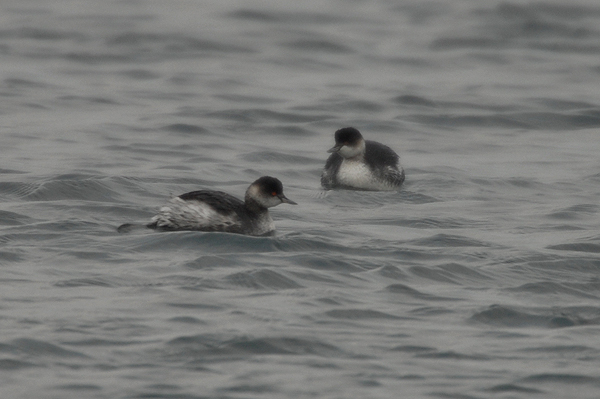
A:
271 191 277 196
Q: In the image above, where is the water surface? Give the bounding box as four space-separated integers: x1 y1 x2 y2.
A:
1 0 600 398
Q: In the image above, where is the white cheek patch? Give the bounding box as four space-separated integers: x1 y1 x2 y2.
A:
338 145 361 158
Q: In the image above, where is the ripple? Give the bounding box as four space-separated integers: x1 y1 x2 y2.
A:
470 305 600 328
166 334 345 359
325 309 405 320
0 358 37 370
161 123 212 135
548 242 600 253
409 263 492 284
407 111 600 130
408 233 492 248
1 338 88 358
385 284 459 301
520 373 600 384
22 177 121 202
505 281 599 299
485 383 543 393
224 269 303 290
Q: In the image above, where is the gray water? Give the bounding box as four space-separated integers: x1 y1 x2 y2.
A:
2 0 600 398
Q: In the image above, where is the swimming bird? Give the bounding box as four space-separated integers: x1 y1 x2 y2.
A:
321 127 405 190
118 176 296 236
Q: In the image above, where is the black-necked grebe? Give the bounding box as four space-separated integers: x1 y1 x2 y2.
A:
119 176 296 236
321 127 405 191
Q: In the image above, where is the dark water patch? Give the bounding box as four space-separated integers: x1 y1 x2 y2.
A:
548 242 600 253
0 358 37 370
221 384 275 393
394 94 436 107
57 95 118 105
54 277 116 288
0 27 87 41
131 391 209 399
23 220 107 234
391 345 436 353
227 9 279 23
107 32 254 55
273 235 359 257
384 56 431 68
408 111 600 130
121 69 160 80
469 176 539 189
131 231 279 253
407 113 532 129
0 210 33 226
60 52 131 64
167 334 343 359
0 251 25 262
0 182 41 199
506 281 599 299
0 168 27 174
228 9 340 24
288 270 342 285
586 172 600 183
415 100 519 113
288 255 369 274
385 284 459 302
325 309 404 320
224 269 303 290
485 383 543 393
183 255 239 270
221 336 342 357
410 263 492 285
409 306 455 316
55 272 209 291
393 217 483 229
321 98 386 113
532 98 599 111
283 39 352 54
2 338 88 358
22 177 121 202
395 191 439 204
520 373 600 384
380 247 451 264
375 265 408 280
431 37 507 51
241 150 317 164
161 123 212 135
103 143 199 158
470 305 600 328
205 108 328 124
166 303 223 311
53 384 102 391
259 125 320 137
168 316 206 325
520 345 596 354
415 350 490 361
432 3 600 54
63 339 148 347
526 257 600 273
214 93 281 104
408 233 492 248
546 204 598 220
494 3 600 20
3 77 50 89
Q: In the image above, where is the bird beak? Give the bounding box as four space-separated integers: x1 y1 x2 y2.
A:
279 195 297 205
327 144 342 153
